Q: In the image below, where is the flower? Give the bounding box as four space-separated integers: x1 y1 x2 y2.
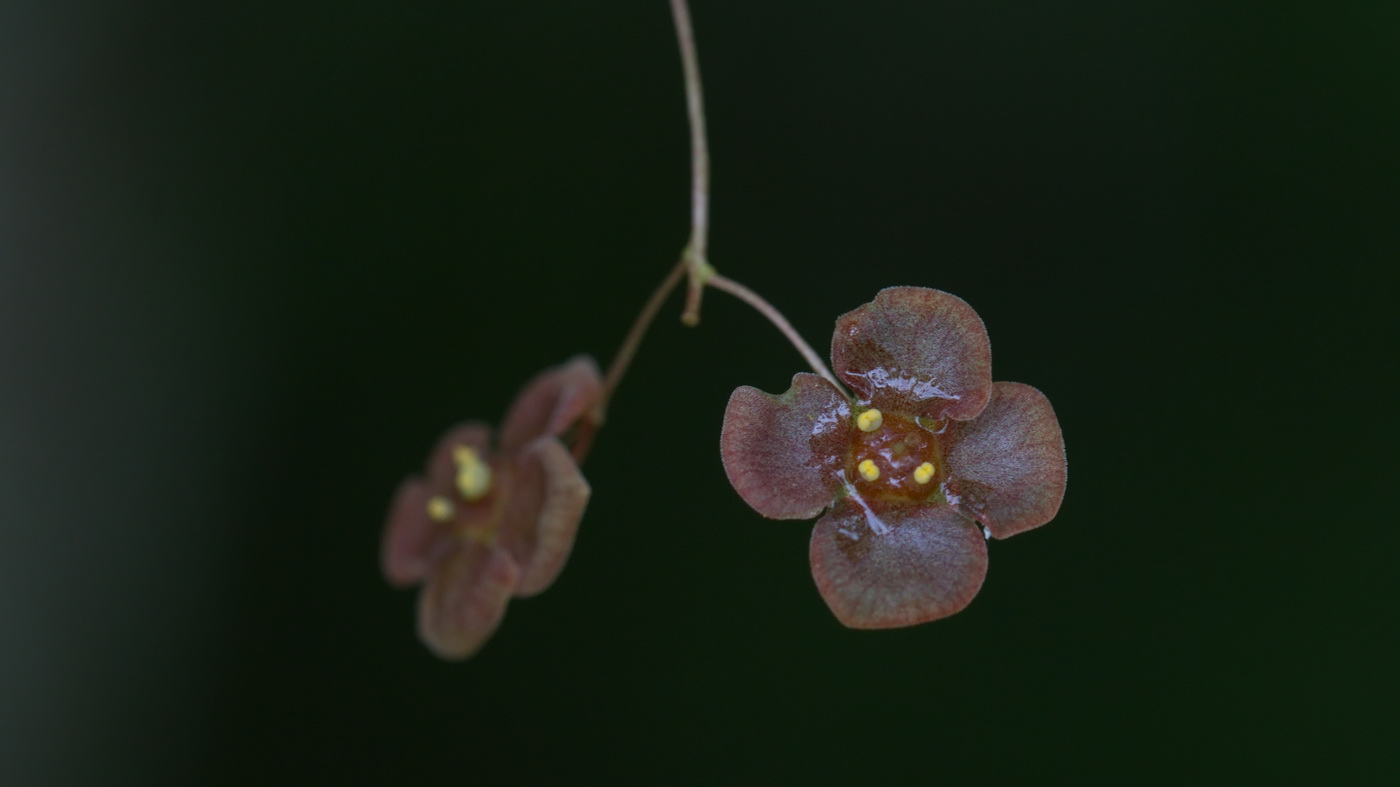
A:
381 356 603 659
720 287 1066 628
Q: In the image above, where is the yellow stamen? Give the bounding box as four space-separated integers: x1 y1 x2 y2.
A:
858 459 880 482
452 445 492 501
856 408 884 432
426 495 455 522
913 462 935 485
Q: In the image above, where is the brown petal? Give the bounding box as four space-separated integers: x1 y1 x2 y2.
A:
720 373 854 520
416 543 520 660
942 381 1067 539
425 422 493 488
809 497 987 628
381 479 455 587
499 356 603 455
498 436 591 597
831 287 992 421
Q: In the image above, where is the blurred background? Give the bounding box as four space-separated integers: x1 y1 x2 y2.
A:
2 1 1394 783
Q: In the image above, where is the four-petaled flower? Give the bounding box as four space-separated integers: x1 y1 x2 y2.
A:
721 287 1066 628
381 356 602 659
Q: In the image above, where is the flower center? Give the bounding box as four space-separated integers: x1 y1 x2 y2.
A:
419 444 505 546
847 408 947 502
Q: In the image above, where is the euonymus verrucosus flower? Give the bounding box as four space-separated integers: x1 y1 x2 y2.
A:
381 356 602 659
720 287 1067 628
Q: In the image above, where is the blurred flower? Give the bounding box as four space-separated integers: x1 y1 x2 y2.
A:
382 356 602 659
721 287 1066 628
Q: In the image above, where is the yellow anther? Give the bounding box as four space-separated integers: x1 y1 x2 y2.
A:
857 408 884 432
452 445 492 502
858 459 880 482
426 495 455 522
913 462 936 485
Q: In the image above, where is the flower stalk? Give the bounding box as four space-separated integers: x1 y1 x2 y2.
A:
707 274 847 395
594 258 687 424
598 0 838 417
669 0 713 329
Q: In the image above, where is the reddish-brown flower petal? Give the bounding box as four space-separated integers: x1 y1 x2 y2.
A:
809 496 988 628
942 381 1066 539
831 287 992 421
721 373 854 520
426 421 493 487
499 356 603 455
416 543 520 660
381 479 456 587
498 436 591 597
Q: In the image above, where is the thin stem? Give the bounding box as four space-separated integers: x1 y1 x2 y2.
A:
589 1 706 428
670 0 714 326
594 259 689 423
670 0 709 258
589 2 843 431
707 274 849 396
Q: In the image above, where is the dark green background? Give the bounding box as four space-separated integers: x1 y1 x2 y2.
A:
2 1 1394 783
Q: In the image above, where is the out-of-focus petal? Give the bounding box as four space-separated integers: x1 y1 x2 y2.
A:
809 496 987 628
416 543 520 660
942 381 1066 539
500 356 604 455
426 421 493 487
721 373 854 520
499 436 591 597
830 287 992 422
381 479 456 587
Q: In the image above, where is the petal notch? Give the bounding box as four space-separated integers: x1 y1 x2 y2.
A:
417 544 521 660
831 287 992 421
942 381 1066 539
721 373 853 520
810 497 988 628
